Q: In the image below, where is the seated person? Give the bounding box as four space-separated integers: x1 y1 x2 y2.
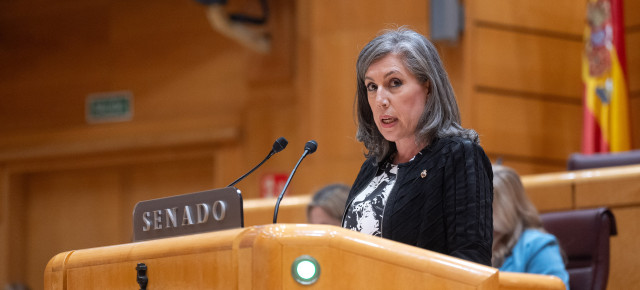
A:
307 183 350 226
492 165 570 289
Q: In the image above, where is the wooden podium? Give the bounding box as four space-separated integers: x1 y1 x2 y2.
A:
45 224 565 289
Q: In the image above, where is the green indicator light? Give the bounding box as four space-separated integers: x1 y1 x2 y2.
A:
297 261 316 279
291 255 320 285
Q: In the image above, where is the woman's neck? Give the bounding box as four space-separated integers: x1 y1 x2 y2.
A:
392 140 425 164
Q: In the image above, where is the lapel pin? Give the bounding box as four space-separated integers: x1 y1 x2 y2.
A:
421 169 427 179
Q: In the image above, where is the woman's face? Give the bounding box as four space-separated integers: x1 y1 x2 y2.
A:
365 53 429 147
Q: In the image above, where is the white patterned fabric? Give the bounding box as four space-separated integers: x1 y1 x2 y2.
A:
343 162 398 237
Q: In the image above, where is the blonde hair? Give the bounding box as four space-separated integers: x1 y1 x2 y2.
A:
491 165 543 268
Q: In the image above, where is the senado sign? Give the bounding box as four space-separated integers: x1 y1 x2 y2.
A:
132 187 243 242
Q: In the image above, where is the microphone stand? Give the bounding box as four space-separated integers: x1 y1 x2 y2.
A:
273 140 317 223
227 151 274 187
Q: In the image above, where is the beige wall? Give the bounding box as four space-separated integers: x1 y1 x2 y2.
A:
1 0 639 288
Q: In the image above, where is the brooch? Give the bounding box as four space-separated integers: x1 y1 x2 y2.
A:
421 169 427 179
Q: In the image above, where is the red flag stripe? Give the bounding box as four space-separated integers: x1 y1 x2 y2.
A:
610 0 628 76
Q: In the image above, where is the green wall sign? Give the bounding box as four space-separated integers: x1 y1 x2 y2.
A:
86 91 133 123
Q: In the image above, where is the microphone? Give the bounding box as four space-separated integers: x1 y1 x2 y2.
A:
273 140 318 223
227 137 288 187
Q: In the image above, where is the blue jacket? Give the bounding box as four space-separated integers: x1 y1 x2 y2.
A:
500 229 570 289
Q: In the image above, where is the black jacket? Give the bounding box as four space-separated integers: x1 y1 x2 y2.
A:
344 137 493 266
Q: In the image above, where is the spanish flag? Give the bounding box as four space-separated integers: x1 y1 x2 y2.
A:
582 0 631 154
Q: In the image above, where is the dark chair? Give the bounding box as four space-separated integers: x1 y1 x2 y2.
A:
540 208 617 290
567 150 640 170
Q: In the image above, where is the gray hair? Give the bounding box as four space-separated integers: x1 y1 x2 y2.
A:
355 27 478 161
307 183 350 223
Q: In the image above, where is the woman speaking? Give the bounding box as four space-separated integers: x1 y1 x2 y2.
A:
342 27 493 266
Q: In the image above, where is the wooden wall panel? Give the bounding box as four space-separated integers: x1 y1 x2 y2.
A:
25 169 122 290
473 27 582 99
0 1 111 133
238 101 304 199
474 93 581 161
245 0 296 84
464 0 640 172
624 0 640 28
623 0 639 150
473 0 585 35
120 157 216 241
627 32 640 93
0 167 6 285
629 31 640 148
0 3 105 133
298 30 372 190
307 0 427 34
108 1 249 122
14 155 216 290
208 0 299 199
124 157 215 202
609 207 640 289
632 96 640 148
436 44 469 123
0 172 27 286
0 0 248 139
0 116 239 161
